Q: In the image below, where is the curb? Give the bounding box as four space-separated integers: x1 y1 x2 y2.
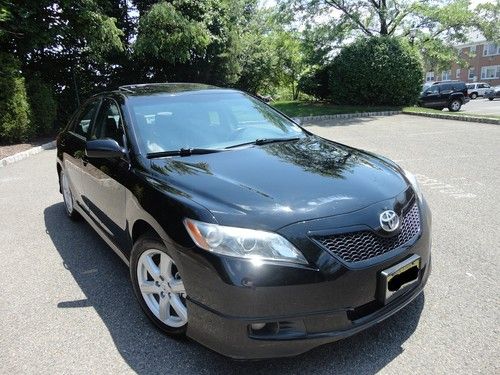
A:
402 111 500 125
295 110 401 123
0 140 56 168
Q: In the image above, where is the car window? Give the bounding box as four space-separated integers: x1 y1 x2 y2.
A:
72 99 100 138
91 98 124 146
466 84 474 89
128 92 304 153
426 85 439 94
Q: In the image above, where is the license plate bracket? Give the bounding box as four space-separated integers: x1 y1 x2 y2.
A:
377 254 421 304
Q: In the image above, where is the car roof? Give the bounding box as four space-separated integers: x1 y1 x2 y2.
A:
93 83 240 98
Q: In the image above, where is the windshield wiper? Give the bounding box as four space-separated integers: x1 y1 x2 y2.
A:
147 148 223 159
225 137 301 149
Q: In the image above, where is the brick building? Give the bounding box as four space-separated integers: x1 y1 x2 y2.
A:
425 41 500 86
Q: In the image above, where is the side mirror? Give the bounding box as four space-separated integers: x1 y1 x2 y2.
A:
86 138 125 159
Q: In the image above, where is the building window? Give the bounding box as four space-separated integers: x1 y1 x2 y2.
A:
456 68 461 79
441 70 451 80
483 43 500 56
468 67 476 80
470 45 476 54
480 65 500 79
425 71 435 82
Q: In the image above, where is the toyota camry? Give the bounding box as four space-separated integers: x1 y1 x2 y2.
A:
56 83 431 359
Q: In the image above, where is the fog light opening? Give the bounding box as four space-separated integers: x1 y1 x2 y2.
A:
249 322 280 336
250 323 266 331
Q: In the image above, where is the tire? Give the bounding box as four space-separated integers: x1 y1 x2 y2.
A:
489 98 494 101
130 234 188 336
60 170 80 220
470 92 478 99
448 99 461 112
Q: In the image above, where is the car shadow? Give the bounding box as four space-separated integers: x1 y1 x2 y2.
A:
44 202 425 374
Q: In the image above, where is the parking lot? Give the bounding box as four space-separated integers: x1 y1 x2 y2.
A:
460 97 499 115
0 114 499 374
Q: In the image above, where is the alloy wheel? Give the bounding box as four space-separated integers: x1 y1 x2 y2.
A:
450 100 461 111
137 249 187 327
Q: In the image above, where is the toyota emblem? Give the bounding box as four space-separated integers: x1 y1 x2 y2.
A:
380 210 400 232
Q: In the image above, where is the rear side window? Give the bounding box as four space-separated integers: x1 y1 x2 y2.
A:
72 99 100 138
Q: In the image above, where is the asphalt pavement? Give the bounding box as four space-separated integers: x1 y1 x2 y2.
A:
0 114 499 374
459 97 500 115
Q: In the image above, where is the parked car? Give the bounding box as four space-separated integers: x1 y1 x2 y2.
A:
484 85 500 100
418 81 469 112
56 83 431 359
466 82 492 99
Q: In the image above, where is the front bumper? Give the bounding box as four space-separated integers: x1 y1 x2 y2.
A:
177 197 432 359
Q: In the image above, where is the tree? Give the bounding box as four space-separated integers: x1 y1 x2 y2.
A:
328 37 423 106
281 0 499 70
0 53 32 143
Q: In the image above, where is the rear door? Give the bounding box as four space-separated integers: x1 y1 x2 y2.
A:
60 98 101 207
81 97 129 248
478 83 490 96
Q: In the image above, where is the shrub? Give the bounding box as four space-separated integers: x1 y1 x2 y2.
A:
26 74 57 135
329 37 423 106
0 53 32 143
298 66 331 100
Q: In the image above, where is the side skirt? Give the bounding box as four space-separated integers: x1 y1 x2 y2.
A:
74 204 130 267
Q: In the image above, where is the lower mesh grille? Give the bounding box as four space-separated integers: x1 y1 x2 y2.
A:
314 202 421 263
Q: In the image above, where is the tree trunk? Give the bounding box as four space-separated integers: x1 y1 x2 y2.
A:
379 0 388 35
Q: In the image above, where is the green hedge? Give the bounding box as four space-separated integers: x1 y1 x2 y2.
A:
26 74 57 136
0 53 32 143
329 37 423 106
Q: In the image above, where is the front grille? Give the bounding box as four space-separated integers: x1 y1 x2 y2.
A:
314 202 421 263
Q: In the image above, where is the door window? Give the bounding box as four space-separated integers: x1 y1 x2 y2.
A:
426 85 439 95
91 99 124 146
72 100 100 138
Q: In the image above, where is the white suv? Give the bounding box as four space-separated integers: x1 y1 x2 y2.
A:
466 82 491 99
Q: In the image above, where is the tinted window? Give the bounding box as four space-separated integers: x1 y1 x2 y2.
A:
466 84 474 89
91 99 124 146
72 99 100 138
425 85 439 94
128 92 304 153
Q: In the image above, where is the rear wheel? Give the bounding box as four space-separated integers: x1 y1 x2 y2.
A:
130 235 188 336
489 98 494 101
448 99 461 112
470 92 478 99
60 170 80 220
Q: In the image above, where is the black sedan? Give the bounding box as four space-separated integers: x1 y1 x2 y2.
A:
56 83 431 359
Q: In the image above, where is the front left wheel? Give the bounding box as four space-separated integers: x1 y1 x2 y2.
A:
130 235 188 336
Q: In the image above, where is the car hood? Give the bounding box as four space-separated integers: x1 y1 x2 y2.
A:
150 136 409 230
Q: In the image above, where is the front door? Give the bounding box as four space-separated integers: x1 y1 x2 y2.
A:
61 98 101 209
421 85 443 107
81 98 129 248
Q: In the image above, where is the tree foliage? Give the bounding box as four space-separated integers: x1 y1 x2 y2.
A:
0 53 32 143
329 37 423 106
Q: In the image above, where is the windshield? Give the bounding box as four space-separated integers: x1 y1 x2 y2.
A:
128 91 304 154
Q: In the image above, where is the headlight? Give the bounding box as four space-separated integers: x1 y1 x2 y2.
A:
403 169 423 201
183 218 308 265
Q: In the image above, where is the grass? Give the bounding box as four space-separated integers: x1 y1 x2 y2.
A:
272 101 401 117
402 106 500 120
